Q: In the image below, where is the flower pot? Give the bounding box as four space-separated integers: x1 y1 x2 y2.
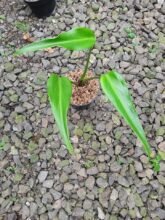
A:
71 97 96 110
24 0 56 18
67 70 99 110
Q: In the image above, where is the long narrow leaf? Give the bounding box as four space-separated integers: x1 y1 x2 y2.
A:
100 70 152 157
15 27 96 55
47 74 73 153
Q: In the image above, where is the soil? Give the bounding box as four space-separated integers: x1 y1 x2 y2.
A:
67 70 99 106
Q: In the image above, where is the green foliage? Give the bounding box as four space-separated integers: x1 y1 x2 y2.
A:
30 154 39 163
13 173 23 182
28 141 37 152
15 27 96 55
0 15 5 20
15 21 30 33
47 74 73 153
0 140 5 150
83 160 94 168
124 27 136 39
7 166 16 174
148 43 159 54
16 27 161 171
100 70 160 171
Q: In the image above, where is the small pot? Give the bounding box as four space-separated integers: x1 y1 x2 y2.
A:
25 0 56 18
67 70 100 110
71 97 96 110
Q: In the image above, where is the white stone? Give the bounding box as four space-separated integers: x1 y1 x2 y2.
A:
38 171 48 183
43 179 54 188
97 207 105 220
77 168 87 177
158 0 164 5
110 189 118 201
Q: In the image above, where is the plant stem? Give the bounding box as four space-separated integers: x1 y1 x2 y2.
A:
83 76 100 83
71 76 99 87
79 47 93 82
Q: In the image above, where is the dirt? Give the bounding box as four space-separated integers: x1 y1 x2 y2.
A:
67 70 99 106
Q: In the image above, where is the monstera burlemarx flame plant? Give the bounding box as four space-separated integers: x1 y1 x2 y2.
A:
16 27 163 171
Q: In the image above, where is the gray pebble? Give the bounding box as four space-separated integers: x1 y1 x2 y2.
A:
85 176 95 190
134 193 144 207
77 168 87 177
120 61 130 68
64 183 73 192
4 62 14 72
38 171 48 183
77 188 86 200
110 162 121 172
42 192 53 204
50 189 62 200
87 167 98 175
22 205 29 219
96 122 106 131
155 208 165 219
157 175 165 186
127 194 135 209
60 172 69 183
0 112 3 120
115 145 122 155
110 189 118 201
83 199 92 210
134 161 143 172
59 209 68 220
96 177 108 188
18 185 30 194
30 202 38 216
6 73 17 82
118 175 130 187
73 207 85 217
109 175 116 186
4 213 17 220
91 2 99 12
53 199 62 210
43 179 54 188
97 207 105 220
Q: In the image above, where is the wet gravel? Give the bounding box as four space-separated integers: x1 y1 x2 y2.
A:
0 0 165 219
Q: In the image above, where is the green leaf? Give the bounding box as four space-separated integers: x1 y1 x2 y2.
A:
150 155 161 172
100 70 158 168
47 74 73 153
127 32 136 39
15 27 96 55
15 21 30 33
0 15 5 20
124 27 136 39
0 140 5 150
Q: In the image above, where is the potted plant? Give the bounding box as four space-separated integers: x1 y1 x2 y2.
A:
24 0 56 18
16 27 163 171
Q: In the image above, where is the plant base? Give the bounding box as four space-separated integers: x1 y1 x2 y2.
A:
67 70 99 109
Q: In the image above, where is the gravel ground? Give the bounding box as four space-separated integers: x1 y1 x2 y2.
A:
0 0 165 219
